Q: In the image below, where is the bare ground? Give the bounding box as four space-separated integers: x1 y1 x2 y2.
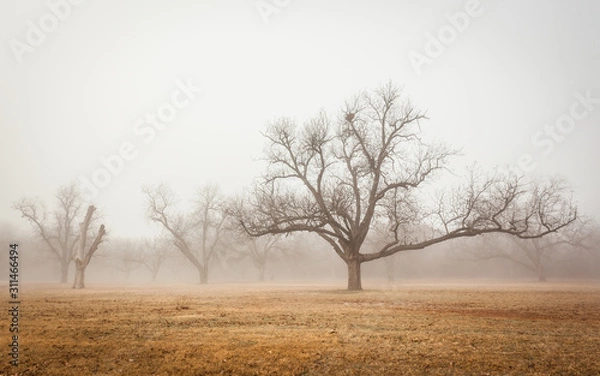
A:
2 282 599 375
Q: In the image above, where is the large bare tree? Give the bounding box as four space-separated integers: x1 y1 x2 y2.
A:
238 83 577 290
144 183 228 284
13 184 83 283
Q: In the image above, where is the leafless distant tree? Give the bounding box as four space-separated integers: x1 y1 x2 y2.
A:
238 83 578 290
140 236 172 282
107 238 142 280
73 205 107 289
228 200 287 281
232 233 283 282
105 236 171 282
13 184 83 283
581 227 600 275
144 183 228 284
464 218 594 281
366 219 432 282
364 222 396 282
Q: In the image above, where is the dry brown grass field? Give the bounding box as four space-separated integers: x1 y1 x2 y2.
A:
2 282 599 375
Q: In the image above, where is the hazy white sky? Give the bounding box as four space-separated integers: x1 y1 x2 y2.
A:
1 0 599 237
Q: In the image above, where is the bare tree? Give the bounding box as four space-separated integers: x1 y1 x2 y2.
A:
232 232 283 282
104 237 171 282
13 184 83 283
106 238 143 280
464 218 594 281
238 83 577 290
144 183 228 284
228 200 286 281
73 205 107 289
140 236 172 282
580 226 600 277
365 220 430 282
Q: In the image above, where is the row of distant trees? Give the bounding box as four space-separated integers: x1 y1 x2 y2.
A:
98 236 291 284
11 183 290 287
10 83 595 290
12 178 596 287
6 184 598 285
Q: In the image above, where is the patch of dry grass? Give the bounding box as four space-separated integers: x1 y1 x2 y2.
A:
2 282 599 375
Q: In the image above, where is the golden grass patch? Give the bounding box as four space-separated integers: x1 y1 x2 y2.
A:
2 283 599 375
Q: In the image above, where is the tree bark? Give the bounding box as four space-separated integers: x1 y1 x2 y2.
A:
347 259 362 291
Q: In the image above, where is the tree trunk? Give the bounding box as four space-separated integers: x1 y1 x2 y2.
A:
73 263 85 289
199 267 208 284
347 259 362 291
72 206 106 289
258 263 266 282
537 264 547 282
385 256 395 282
60 262 69 284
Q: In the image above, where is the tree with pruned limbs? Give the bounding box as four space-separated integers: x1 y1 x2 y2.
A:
73 205 107 289
144 183 228 284
13 184 83 283
237 83 577 290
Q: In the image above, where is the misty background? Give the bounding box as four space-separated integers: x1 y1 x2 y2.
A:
1 0 599 284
